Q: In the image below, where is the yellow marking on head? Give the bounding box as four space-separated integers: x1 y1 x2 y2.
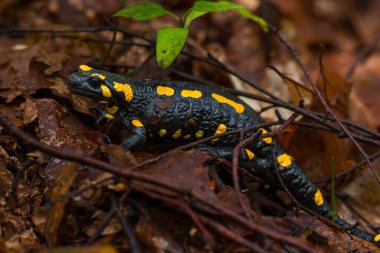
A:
211 93 245 114
314 189 324 206
183 134 191 139
100 85 112 98
172 129 182 139
106 105 119 115
244 149 255 160
259 128 272 144
91 73 105 80
157 86 174 96
277 153 293 167
105 113 114 119
79 65 92 71
131 119 143 127
212 124 227 142
374 234 380 242
181 90 202 99
113 82 133 102
159 129 167 137
195 130 204 139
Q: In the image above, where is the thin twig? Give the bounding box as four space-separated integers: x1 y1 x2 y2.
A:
232 132 261 221
86 208 116 245
112 196 142 253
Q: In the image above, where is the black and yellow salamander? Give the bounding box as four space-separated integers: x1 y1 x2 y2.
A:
68 65 380 246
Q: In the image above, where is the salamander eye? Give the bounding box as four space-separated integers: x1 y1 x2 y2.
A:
87 75 101 87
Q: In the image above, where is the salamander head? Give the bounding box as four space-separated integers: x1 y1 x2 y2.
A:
68 65 114 101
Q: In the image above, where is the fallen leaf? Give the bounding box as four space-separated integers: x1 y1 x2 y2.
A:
22 98 38 124
313 64 351 117
271 67 314 107
44 162 78 246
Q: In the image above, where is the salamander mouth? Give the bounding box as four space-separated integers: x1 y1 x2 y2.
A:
70 88 105 101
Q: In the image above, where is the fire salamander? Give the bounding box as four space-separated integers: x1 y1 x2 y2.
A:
68 65 380 246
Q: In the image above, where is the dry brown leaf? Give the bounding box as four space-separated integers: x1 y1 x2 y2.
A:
136 217 186 253
272 68 314 107
22 98 38 124
314 64 351 117
0 158 13 197
281 127 355 181
340 161 380 230
101 144 138 168
44 162 78 246
135 150 213 197
350 78 380 131
0 38 68 102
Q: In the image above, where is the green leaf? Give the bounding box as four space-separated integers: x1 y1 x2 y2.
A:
184 10 206 28
237 8 268 32
156 27 189 69
184 1 268 31
193 1 243 12
114 1 168 21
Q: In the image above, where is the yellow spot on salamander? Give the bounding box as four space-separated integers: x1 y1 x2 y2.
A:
157 86 174 96
214 124 227 135
211 93 245 114
244 149 255 160
172 129 182 139
159 129 166 137
100 85 112 98
374 234 380 242
183 134 191 139
314 189 324 206
277 153 293 168
79 65 92 71
212 124 227 142
259 128 272 144
106 105 119 115
113 82 133 102
131 119 143 127
181 90 202 99
195 130 204 138
91 73 105 80
209 179 216 190
105 113 114 119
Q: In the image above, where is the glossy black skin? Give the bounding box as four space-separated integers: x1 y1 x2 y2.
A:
68 67 378 245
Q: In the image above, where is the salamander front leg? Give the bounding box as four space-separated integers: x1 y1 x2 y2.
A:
120 118 147 150
89 105 114 125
